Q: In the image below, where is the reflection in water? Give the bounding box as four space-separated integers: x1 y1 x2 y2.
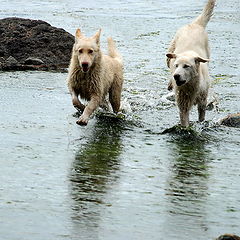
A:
164 136 213 236
69 119 125 238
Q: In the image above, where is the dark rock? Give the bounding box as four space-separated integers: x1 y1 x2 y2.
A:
0 57 6 69
216 234 240 240
218 113 240 128
0 57 6 64
0 56 22 70
0 17 74 71
6 56 19 65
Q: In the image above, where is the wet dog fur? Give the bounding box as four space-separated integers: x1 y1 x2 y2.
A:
166 0 216 127
67 29 123 125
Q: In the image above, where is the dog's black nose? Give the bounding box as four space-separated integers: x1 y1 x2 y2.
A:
174 74 180 81
174 74 186 86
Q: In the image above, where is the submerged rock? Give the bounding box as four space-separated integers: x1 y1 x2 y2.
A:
218 113 240 128
161 124 201 136
0 17 74 71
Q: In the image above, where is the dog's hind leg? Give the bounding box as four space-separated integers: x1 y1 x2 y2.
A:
100 99 111 111
109 80 122 113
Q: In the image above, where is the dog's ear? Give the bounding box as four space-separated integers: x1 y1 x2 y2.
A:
195 56 209 63
75 28 83 41
93 29 101 45
166 53 177 59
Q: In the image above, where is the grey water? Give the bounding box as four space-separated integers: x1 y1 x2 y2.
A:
0 0 240 239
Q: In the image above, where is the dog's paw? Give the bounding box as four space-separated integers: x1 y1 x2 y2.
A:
72 98 85 112
76 119 88 125
76 115 89 126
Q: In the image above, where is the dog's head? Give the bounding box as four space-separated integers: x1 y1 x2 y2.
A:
166 52 209 87
74 29 101 73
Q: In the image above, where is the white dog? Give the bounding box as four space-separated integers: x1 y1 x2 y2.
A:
166 0 216 127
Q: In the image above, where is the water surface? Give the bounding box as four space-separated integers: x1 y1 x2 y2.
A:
0 0 240 239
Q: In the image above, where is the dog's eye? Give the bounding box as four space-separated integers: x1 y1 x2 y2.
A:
183 64 190 68
79 49 83 54
175 64 178 68
88 49 93 54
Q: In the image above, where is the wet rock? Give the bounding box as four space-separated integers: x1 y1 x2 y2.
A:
0 57 6 69
24 57 44 65
216 234 240 240
218 113 240 128
0 17 74 71
6 56 19 65
0 56 22 70
161 124 199 136
95 111 126 123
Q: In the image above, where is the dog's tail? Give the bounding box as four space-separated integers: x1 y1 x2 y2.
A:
193 0 216 28
107 37 123 64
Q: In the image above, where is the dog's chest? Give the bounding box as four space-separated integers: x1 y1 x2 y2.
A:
73 75 94 101
77 78 91 101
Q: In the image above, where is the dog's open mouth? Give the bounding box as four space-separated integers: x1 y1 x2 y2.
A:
176 80 186 86
81 63 89 73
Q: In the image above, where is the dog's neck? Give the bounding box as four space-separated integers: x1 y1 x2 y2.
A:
175 73 200 100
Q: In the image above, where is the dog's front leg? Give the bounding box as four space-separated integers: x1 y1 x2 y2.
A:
76 96 100 125
70 90 85 112
198 102 207 122
179 109 190 127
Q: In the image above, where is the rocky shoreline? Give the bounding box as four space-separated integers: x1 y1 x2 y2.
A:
0 17 74 71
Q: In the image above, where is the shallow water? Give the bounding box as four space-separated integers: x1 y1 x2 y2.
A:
0 0 240 240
